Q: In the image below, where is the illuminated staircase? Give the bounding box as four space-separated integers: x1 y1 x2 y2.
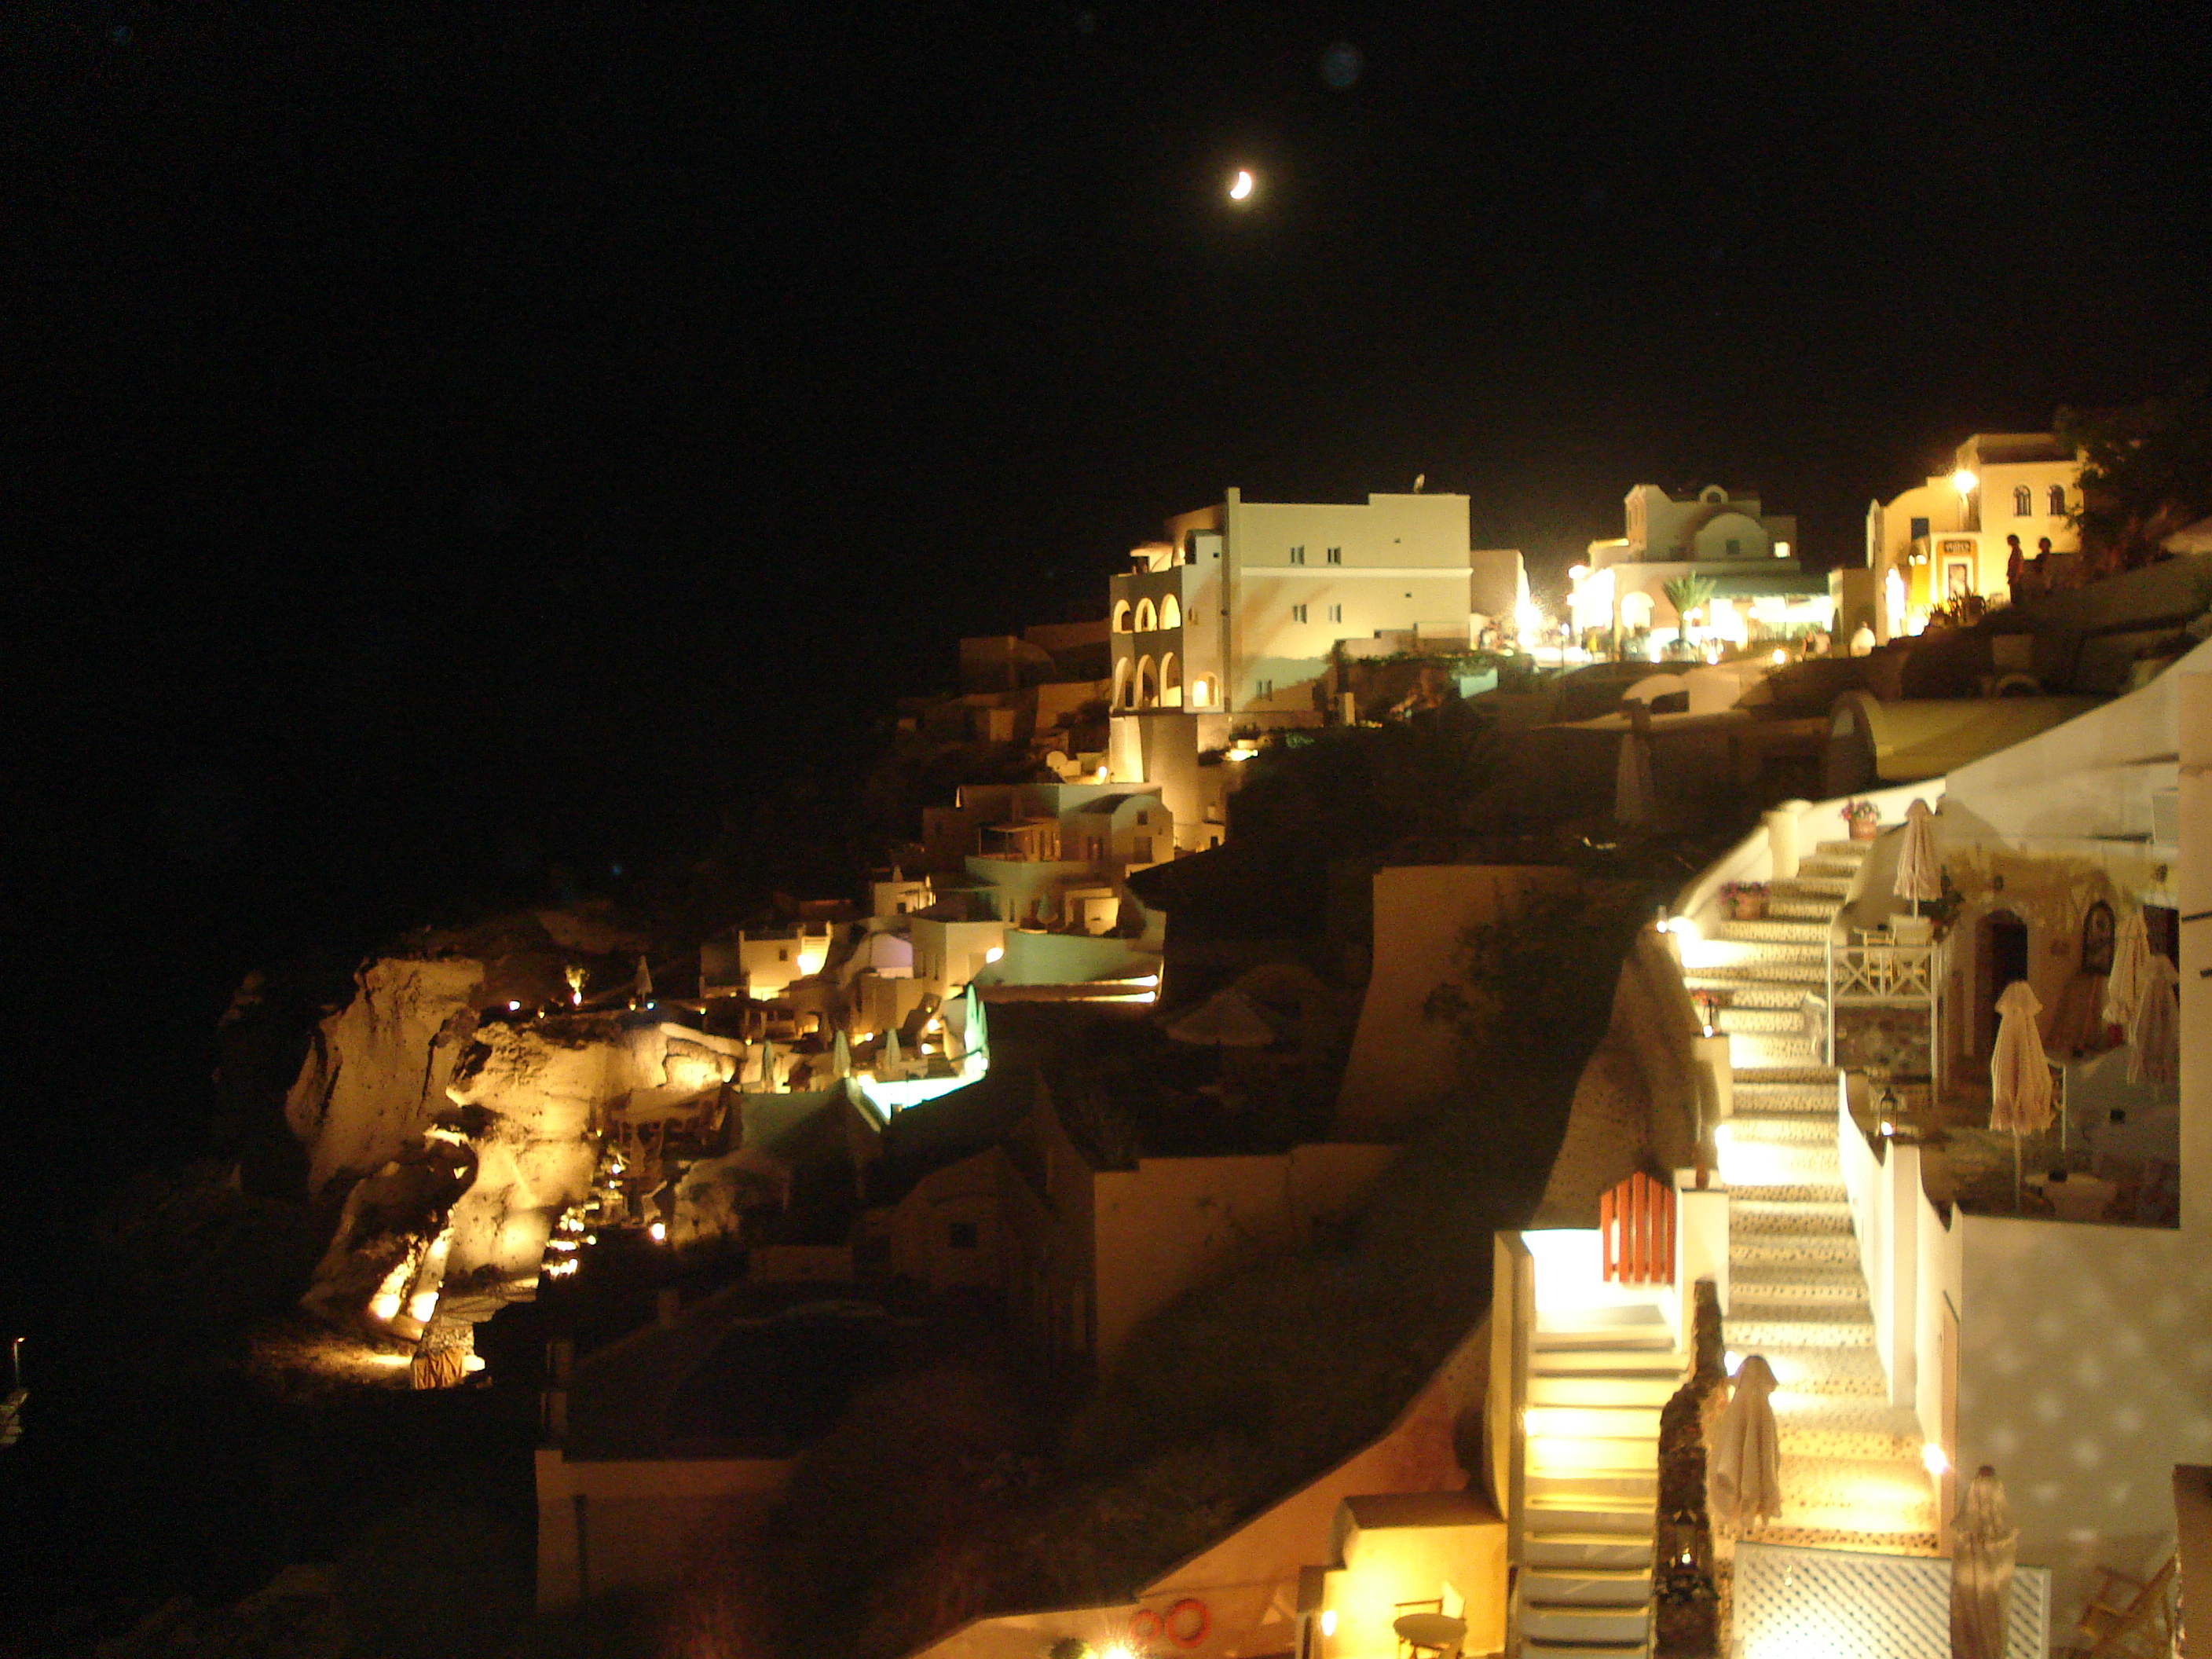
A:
1690 839 1939 1555
1518 1302 1678 1657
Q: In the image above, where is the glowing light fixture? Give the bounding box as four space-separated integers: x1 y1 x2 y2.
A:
1229 169 1254 201
648 1221 667 1243
1922 1443 1951 1476
1950 467 1977 496
1319 1613 1337 1639
1771 648 1787 665
984 947 1003 963
1568 564 1588 580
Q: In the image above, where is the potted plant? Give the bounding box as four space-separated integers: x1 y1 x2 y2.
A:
1841 800 1881 840
1722 880 1769 921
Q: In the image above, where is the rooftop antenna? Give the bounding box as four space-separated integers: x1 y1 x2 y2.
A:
1413 473 1426 493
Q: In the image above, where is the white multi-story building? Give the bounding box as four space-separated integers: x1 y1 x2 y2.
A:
1862 432 2082 641
1567 482 1828 648
1106 488 1522 845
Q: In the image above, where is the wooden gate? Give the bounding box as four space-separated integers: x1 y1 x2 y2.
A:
1600 1171 1674 1285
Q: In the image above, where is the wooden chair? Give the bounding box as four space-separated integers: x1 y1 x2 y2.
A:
2066 1555 2175 1657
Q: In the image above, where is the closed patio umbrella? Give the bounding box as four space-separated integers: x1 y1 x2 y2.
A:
1950 1465 2017 1659
1990 980 2054 1209
1894 798 1942 915
1707 1354 1782 1531
2126 954 2180 1086
2103 904 2152 1028
1614 709 1657 827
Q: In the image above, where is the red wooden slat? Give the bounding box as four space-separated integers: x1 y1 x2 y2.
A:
1628 1174 1645 1282
1600 1186 1615 1280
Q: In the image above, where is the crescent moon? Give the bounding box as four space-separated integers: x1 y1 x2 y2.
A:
1229 170 1254 201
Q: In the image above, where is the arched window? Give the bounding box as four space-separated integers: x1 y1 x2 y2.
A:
1134 598 1158 633
1136 655 1158 709
1159 593 1181 630
1189 674 1216 709
1111 657 1133 709
1111 600 1132 633
2012 485 2032 517
2048 484 2067 517
1159 653 1181 707
1619 591 1654 631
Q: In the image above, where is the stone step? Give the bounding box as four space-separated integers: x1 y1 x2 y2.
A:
1690 939 1826 969
1522 1533 1654 1576
1527 1472 1658 1507
1520 1563 1653 1604
1812 840 1876 859
1522 1641 1647 1659
1771 1451 1938 1533
1718 1137 1841 1185
1727 1181 1848 1205
1728 1034 1822 1069
1732 1068 1840 1090
1525 1404 1665 1439
1730 1229 1859 1269
1774 872 1855 893
1522 1603 1650 1646
1729 1264 1869 1305
1523 1503 1653 1540
1529 1373 1683 1408
1731 1079 1837 1106
1726 1302 1877 1350
1717 1005 1805 1034
1719 918 1832 943
1771 1397 1926 1462
1769 897 1841 920
1730 1198 1852 1234
1687 979 1812 1010
1532 1348 1687 1375
1529 1435 1659 1475
1727 1111 1837 1144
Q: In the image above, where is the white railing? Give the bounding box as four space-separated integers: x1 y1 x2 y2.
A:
1833 943 1938 1001
1734 1540 2049 1657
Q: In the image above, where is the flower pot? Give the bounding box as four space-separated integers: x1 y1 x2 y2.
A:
1730 895 1767 921
1849 819 1879 841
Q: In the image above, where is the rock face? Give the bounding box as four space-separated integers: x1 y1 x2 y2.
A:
290 950 759 1347
286 957 485 1194
436 1020 617 1320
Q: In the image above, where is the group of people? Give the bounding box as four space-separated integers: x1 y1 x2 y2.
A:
2005 533 2063 602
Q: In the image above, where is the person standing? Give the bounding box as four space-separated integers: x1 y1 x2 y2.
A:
2005 534 2027 603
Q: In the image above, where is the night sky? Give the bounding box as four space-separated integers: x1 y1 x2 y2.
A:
11 3 2212 1163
